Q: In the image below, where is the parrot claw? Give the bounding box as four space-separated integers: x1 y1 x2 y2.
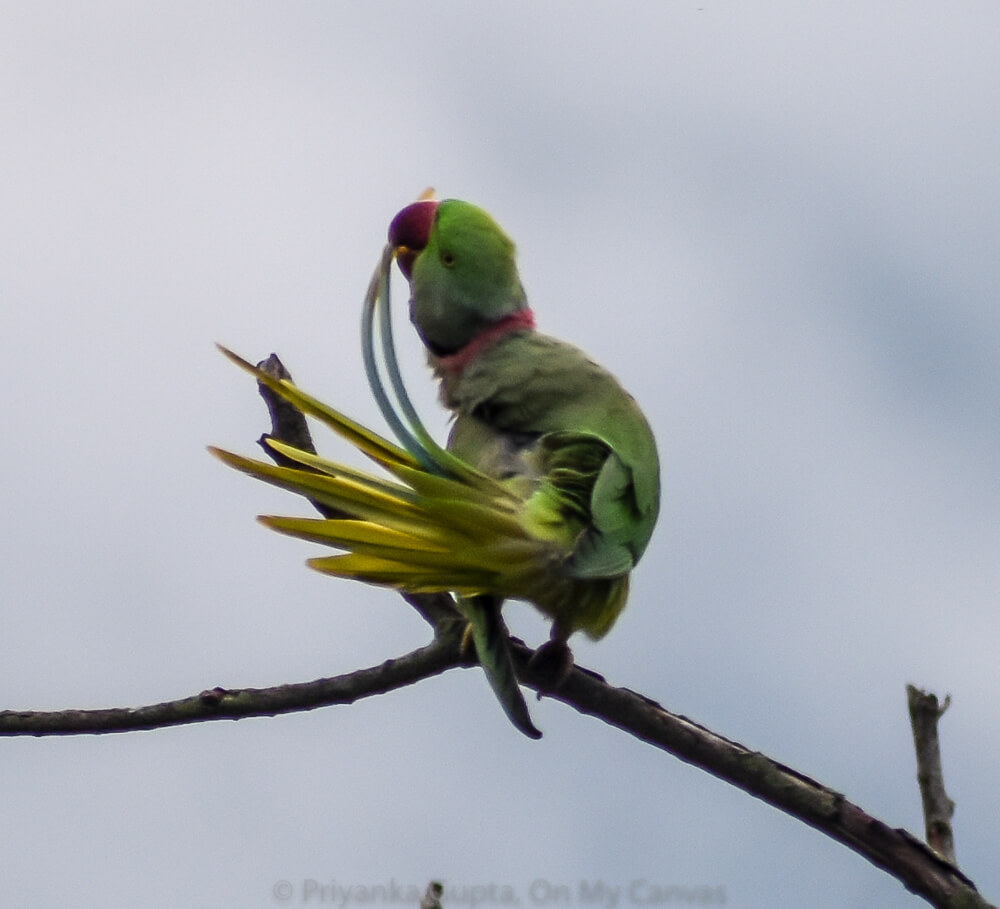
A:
458 622 478 664
528 640 575 692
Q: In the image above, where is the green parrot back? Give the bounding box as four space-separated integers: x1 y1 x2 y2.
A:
438 329 660 639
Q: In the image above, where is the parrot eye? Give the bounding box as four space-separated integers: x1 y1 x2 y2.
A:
441 250 456 268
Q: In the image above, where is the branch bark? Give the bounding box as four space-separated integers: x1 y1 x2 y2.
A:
0 638 460 736
908 685 958 864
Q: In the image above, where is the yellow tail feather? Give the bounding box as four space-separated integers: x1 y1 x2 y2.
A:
258 516 451 555
210 448 432 539
217 345 418 470
307 553 497 596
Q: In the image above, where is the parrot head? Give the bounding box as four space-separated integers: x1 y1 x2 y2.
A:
389 199 528 356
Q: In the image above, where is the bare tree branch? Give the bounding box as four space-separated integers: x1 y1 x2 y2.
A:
0 637 460 736
523 657 992 909
1 643 992 908
255 353 317 456
908 685 958 864
2 354 993 909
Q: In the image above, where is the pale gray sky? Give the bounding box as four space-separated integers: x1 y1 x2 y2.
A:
3 4 998 908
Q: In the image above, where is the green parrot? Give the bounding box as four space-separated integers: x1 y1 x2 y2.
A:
213 198 660 739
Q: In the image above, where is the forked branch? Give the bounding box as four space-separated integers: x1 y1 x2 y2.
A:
1 355 992 909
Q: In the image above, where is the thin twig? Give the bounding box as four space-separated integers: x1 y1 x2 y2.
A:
907 685 957 864
420 882 444 909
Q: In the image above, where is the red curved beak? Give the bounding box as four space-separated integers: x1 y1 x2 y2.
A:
388 199 438 278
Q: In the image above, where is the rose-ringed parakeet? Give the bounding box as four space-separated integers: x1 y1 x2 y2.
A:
213 198 660 739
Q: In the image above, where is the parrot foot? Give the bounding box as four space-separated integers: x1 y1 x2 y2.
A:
528 640 574 692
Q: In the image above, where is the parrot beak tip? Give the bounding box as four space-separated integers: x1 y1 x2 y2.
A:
395 246 417 279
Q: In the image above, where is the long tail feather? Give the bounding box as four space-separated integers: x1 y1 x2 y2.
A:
360 245 436 472
361 246 499 486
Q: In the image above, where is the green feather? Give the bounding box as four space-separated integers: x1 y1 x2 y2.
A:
455 595 542 740
216 197 660 740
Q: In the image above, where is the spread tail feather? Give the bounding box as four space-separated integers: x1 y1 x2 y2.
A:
210 438 557 599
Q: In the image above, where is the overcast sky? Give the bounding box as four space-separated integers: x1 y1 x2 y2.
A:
3 4 998 908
